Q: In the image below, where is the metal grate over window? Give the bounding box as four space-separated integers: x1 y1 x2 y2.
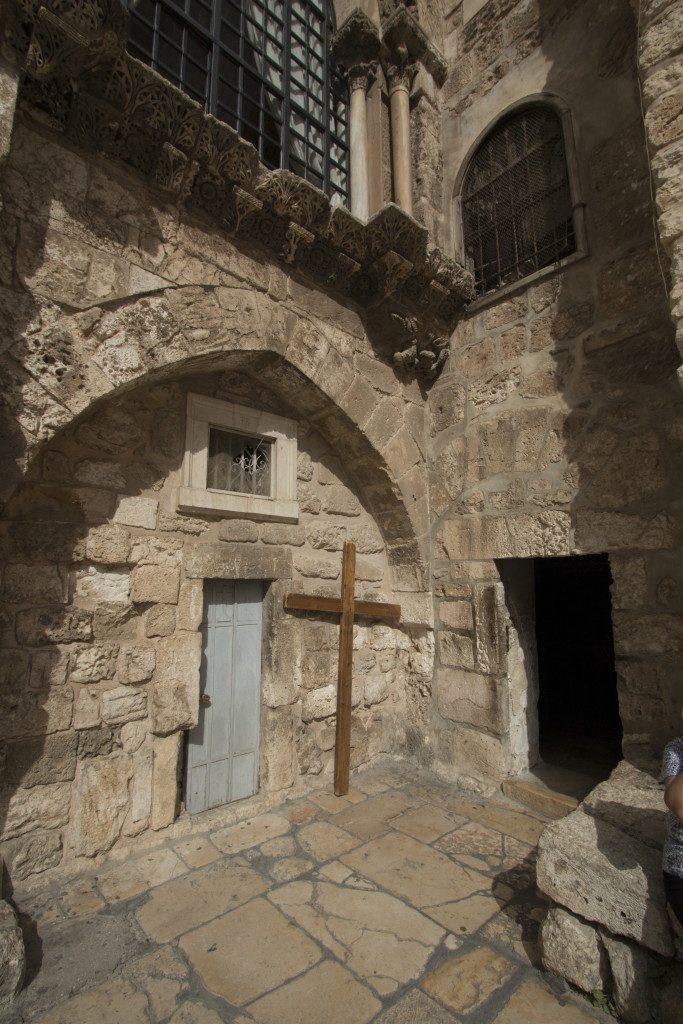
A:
126 0 349 204
462 106 576 298
207 428 273 496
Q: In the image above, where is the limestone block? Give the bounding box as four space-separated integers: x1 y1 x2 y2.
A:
132 747 153 824
0 651 29 692
2 829 63 881
436 669 502 734
113 496 159 530
614 613 683 656
15 608 92 645
101 685 147 726
150 633 202 735
185 543 292 581
93 603 137 640
118 644 156 684
129 536 183 566
0 782 72 840
438 631 475 670
2 564 65 604
536 808 674 956
75 460 126 489
0 687 73 739
29 649 69 689
301 685 336 722
582 763 666 849
539 907 607 992
397 593 433 627
440 601 474 632
294 555 340 579
73 752 133 856
0 901 25 1011
75 567 130 604
86 525 130 565
216 520 259 542
261 708 295 792
364 676 389 706
322 486 361 517
176 580 203 632
158 510 207 535
3 732 78 788
151 733 182 830
307 524 345 551
121 720 147 753
69 644 119 684
131 566 181 605
146 605 177 637
601 934 652 1023
261 524 306 546
74 688 100 730
575 511 676 552
78 728 114 759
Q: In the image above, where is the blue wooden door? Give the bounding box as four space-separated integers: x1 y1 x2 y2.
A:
185 580 262 813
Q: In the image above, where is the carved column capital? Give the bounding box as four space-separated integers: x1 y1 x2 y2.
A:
330 9 381 75
347 61 378 95
386 44 417 94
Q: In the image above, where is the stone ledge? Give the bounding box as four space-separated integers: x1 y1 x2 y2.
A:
3 0 474 383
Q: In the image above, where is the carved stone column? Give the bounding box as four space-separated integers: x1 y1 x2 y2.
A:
387 46 416 216
347 62 376 222
331 10 381 222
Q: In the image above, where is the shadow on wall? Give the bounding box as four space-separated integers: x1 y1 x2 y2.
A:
449 0 683 771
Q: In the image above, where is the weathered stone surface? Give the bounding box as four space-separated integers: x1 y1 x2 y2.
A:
3 732 78 788
2 564 65 604
422 946 515 1015
601 933 652 1023
131 565 180 605
15 608 91 645
101 685 147 726
151 733 182 830
179 898 320 1005
69 644 118 684
113 496 159 529
176 580 203 631
86 526 130 565
536 808 674 956
73 752 133 856
0 901 25 1011
118 644 156 684
146 605 177 637
75 567 130 604
302 684 337 721
184 543 292 580
73 688 100 729
2 829 63 880
540 907 607 993
150 634 202 734
0 782 72 840
211 813 291 855
247 958 381 1024
436 669 502 733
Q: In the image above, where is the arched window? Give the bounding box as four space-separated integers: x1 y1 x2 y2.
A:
461 105 576 298
126 0 349 204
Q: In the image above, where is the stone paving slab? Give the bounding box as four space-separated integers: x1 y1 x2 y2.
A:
2 762 612 1024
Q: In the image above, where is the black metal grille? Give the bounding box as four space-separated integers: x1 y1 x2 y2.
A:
125 0 349 204
462 106 576 297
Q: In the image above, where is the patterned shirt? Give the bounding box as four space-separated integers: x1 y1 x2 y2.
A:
661 737 683 878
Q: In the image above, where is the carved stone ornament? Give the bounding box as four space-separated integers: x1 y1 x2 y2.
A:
381 5 447 88
330 8 381 71
386 43 417 93
7 0 473 380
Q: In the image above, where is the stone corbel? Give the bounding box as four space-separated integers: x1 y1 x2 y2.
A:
381 6 447 89
330 10 381 222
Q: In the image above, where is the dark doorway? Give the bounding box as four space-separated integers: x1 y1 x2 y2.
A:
534 553 622 778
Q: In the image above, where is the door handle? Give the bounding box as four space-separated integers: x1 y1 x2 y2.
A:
199 693 211 706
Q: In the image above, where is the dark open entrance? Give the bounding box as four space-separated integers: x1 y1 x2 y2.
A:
534 553 622 780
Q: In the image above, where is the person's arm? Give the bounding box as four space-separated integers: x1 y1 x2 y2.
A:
664 774 683 823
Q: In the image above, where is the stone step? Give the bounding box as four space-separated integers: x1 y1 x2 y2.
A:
502 777 579 820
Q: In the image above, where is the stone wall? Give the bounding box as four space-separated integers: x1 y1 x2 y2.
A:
427 0 683 782
0 105 435 882
0 368 435 880
636 0 683 366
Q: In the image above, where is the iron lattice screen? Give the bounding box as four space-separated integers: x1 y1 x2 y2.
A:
462 106 576 297
126 0 349 204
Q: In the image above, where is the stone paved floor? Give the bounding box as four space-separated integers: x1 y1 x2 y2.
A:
2 763 613 1024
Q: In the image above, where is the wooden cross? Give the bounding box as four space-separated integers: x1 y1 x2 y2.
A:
284 541 401 796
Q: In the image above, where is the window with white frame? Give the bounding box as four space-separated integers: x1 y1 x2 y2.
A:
178 393 299 521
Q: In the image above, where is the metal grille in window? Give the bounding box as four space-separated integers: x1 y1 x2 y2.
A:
125 0 349 204
207 428 273 496
462 106 576 298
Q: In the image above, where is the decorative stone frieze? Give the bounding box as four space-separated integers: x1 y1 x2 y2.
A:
6 0 471 379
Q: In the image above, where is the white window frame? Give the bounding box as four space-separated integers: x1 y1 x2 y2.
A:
178 393 299 523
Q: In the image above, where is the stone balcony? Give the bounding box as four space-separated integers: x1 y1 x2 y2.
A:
2 0 474 383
